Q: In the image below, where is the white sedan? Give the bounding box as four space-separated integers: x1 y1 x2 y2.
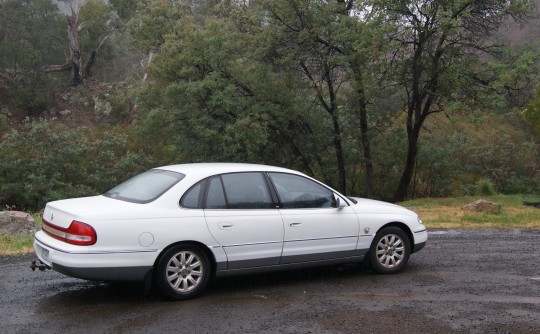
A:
34 163 427 300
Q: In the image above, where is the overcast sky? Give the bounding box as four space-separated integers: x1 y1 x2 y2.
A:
52 0 86 13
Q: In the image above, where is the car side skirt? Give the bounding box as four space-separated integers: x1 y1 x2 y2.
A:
215 254 366 277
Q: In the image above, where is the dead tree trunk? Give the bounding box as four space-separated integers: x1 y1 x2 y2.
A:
41 8 82 86
42 5 108 86
66 11 82 86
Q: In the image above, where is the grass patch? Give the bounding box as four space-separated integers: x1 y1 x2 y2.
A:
401 194 540 229
0 234 34 255
0 212 41 255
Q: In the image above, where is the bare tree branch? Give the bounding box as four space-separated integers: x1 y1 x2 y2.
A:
42 63 73 73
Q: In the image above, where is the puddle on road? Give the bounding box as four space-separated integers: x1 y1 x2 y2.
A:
429 230 461 235
340 292 540 305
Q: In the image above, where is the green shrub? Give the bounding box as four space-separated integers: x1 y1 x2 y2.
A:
525 84 540 135
0 120 153 210
0 114 8 134
476 178 496 196
459 130 540 194
109 92 132 122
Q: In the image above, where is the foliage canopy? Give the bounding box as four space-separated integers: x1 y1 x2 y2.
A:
0 0 539 211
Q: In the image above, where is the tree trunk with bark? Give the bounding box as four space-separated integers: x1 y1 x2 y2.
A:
350 56 374 198
300 60 348 195
66 11 82 85
393 122 421 202
358 95 374 198
42 5 107 86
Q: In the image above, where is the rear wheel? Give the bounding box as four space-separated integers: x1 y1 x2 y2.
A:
156 244 211 300
369 227 411 274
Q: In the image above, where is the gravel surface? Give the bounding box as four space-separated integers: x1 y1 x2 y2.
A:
1 229 539 334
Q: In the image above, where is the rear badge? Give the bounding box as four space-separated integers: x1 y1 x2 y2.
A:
50 213 54 221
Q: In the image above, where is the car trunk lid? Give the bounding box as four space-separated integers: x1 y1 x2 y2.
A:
42 195 136 228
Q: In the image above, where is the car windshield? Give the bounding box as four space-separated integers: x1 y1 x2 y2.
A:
104 169 185 204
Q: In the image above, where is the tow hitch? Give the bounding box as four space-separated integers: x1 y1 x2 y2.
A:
30 259 51 271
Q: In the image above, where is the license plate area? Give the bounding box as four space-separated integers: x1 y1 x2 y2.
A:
41 247 49 260
37 244 50 261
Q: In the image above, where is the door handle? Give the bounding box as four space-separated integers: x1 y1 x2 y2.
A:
289 221 302 227
218 223 234 229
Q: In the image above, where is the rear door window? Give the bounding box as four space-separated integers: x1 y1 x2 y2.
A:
204 173 274 209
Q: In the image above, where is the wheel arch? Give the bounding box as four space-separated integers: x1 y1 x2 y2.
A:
376 222 414 250
153 240 218 277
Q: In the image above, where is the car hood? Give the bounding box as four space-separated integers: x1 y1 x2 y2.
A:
349 197 417 216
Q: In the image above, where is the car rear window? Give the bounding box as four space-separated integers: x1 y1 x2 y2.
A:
104 169 185 204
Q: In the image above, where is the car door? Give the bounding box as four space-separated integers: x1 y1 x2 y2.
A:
267 172 360 264
203 172 284 270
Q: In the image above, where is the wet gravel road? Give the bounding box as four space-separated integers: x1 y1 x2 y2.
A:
1 229 540 334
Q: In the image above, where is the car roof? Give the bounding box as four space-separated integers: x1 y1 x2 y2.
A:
155 163 304 179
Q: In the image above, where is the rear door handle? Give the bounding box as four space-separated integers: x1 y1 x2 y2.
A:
289 221 302 227
218 223 234 229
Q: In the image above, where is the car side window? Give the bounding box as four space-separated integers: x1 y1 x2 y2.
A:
180 181 204 209
220 173 274 209
206 177 228 209
268 173 335 209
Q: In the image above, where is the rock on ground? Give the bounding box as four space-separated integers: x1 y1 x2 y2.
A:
0 211 36 236
462 199 502 213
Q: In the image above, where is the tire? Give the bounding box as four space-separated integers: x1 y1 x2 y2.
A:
369 227 411 274
156 244 211 300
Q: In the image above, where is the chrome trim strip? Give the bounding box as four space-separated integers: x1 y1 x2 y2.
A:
414 228 427 233
284 235 358 243
222 235 358 248
222 240 283 248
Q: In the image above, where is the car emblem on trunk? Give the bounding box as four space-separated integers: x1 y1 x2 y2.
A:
50 213 54 221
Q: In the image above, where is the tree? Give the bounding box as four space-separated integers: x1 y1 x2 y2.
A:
370 0 535 202
128 0 538 199
43 0 118 85
0 0 66 113
0 120 151 210
525 84 540 135
130 1 335 179
259 0 354 193
109 0 138 21
339 6 393 198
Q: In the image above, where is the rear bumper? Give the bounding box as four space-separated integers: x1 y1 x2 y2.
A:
34 234 154 281
52 263 151 281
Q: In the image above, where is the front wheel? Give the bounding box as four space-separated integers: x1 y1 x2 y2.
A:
369 227 411 274
156 244 211 300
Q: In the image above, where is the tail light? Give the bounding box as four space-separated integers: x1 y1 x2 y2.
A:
42 219 97 246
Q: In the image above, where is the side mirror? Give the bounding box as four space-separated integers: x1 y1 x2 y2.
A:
333 194 346 209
